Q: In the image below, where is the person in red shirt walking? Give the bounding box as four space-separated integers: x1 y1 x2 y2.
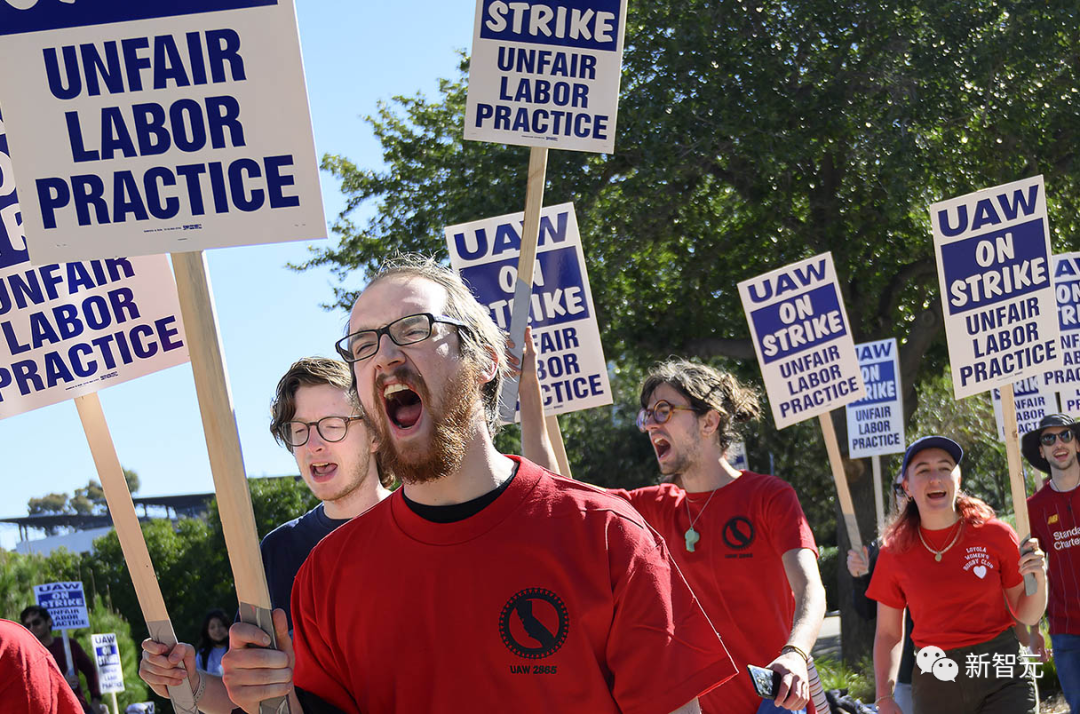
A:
19 606 102 714
867 436 1048 714
1022 413 1080 712
0 619 84 714
610 360 826 714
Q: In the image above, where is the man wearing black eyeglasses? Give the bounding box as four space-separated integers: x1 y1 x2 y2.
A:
609 359 825 714
228 255 739 714
138 357 390 714
1022 413 1080 712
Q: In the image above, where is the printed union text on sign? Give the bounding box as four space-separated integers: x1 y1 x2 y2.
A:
738 252 865 430
1047 253 1080 399
0 113 189 419
33 581 90 630
846 338 905 459
446 202 611 419
91 632 125 694
991 375 1059 443
0 0 324 263
931 176 1061 399
464 0 628 153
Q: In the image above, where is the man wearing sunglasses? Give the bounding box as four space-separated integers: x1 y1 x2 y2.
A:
611 360 825 714
138 357 390 713
1022 413 1080 712
230 255 738 714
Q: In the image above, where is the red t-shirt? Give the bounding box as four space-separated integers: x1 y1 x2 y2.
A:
291 457 736 714
612 472 818 714
866 518 1023 649
0 620 84 714
1028 480 1080 635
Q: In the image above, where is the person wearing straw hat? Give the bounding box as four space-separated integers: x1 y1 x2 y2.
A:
609 359 826 714
1022 413 1080 713
259 256 737 714
867 436 1048 714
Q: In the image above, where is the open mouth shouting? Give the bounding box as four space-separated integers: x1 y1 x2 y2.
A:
924 488 949 504
652 435 672 461
309 461 339 484
383 381 425 434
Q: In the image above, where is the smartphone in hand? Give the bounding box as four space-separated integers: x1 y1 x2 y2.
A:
746 664 781 699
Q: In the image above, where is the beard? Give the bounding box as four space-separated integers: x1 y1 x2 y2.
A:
321 451 371 504
372 362 480 485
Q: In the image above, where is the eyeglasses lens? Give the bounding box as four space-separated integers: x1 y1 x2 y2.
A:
1041 430 1075 446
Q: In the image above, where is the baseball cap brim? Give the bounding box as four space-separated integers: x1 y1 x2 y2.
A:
899 436 963 479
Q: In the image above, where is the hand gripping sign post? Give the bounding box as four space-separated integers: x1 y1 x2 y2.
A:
738 252 867 551
0 3 327 712
445 202 613 476
34 581 90 677
2 109 196 713
463 0 628 460
91 633 125 714
1048 253 1080 414
931 175 1061 595
845 339 906 535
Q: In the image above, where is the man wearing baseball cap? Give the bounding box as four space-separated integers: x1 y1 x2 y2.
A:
1023 414 1080 712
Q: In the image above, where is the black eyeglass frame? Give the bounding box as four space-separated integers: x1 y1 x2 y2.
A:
1040 428 1077 446
280 415 364 448
335 313 471 363
636 401 701 432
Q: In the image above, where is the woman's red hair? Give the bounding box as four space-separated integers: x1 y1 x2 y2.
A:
883 492 996 553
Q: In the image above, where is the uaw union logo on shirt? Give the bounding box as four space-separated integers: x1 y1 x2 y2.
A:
500 588 569 674
962 546 994 579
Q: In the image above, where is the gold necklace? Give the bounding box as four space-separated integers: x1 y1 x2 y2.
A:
918 520 963 562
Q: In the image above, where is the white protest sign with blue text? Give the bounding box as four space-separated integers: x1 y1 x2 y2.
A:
991 375 1058 442
845 338 905 459
0 0 324 264
34 581 89 630
91 633 125 694
1048 253 1080 411
464 0 628 153
727 440 748 471
738 252 865 430
0 112 189 419
931 176 1060 399
446 202 611 418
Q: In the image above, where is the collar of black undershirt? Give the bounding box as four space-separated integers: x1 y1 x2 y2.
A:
401 463 519 523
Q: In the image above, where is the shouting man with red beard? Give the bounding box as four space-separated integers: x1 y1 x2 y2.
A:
232 255 739 714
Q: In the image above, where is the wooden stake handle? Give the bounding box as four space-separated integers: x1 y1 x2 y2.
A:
500 147 549 423
545 414 572 479
999 383 1038 596
74 393 198 714
872 455 885 536
819 413 863 552
171 251 287 714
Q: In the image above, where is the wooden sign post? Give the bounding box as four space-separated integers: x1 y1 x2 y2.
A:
76 394 197 713
999 384 1038 595
872 455 885 536
819 414 863 553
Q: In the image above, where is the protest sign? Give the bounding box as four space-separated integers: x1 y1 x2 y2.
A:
845 339 905 459
464 0 628 153
1049 252 1080 411
931 176 1060 399
728 440 748 471
0 0 324 263
34 581 90 630
0 110 188 417
739 252 865 550
991 375 1058 442
92 633 126 694
446 202 611 418
738 252 865 430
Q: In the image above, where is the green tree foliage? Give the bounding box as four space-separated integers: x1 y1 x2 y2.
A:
296 2 1080 665
28 493 70 516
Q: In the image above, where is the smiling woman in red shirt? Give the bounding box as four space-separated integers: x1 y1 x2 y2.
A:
866 436 1048 714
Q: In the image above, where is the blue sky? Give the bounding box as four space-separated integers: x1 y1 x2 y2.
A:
0 0 480 548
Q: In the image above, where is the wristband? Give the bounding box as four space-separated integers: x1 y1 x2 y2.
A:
192 673 206 705
875 694 894 705
781 644 810 663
